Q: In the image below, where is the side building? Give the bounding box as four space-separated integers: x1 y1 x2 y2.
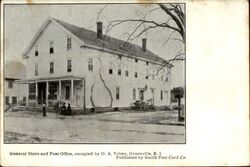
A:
4 61 27 107
21 17 172 109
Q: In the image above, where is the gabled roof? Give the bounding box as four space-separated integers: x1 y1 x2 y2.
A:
23 17 168 65
5 60 26 80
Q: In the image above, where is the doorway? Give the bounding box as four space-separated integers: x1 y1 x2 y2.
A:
38 82 46 105
139 90 144 101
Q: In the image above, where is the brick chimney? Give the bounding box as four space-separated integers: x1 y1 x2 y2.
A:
142 38 146 51
97 21 103 39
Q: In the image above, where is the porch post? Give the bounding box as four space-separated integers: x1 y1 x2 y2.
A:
17 83 19 107
71 79 74 104
58 80 61 101
35 82 38 106
46 81 49 106
26 83 29 106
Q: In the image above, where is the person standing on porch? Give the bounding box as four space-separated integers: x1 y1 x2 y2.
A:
42 103 47 117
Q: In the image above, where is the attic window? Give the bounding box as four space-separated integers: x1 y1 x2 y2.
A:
67 37 72 50
35 45 38 56
49 41 54 54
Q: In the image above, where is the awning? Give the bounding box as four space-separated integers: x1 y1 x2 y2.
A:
17 75 84 84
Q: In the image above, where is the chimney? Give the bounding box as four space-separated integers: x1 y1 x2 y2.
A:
142 38 146 52
97 21 103 39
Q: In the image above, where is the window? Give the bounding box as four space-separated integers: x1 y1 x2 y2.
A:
67 60 72 72
67 37 72 50
35 45 38 56
50 62 54 74
109 68 113 74
35 64 38 76
29 83 36 99
12 97 17 105
139 90 144 101
49 41 54 54
118 69 121 76
145 75 148 80
5 96 9 105
134 72 138 78
23 97 26 102
160 90 163 100
133 88 136 100
8 81 13 89
165 76 168 82
48 83 57 100
146 61 149 65
116 87 120 100
135 59 138 63
125 70 129 77
65 86 70 100
165 91 169 100
88 58 93 71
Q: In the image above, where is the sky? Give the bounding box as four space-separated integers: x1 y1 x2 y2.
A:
4 4 185 87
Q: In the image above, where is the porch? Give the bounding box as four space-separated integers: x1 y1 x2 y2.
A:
18 75 85 108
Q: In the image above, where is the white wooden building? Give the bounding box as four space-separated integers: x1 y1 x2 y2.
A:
21 17 172 109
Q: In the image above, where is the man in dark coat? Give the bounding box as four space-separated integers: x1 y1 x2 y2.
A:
67 103 72 116
42 103 46 117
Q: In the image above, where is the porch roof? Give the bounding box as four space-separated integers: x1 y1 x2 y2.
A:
17 75 84 83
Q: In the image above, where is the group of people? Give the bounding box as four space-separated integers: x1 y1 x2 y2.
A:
42 102 72 117
60 103 72 116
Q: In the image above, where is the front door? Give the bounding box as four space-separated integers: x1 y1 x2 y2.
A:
76 88 81 106
38 83 46 104
139 90 144 101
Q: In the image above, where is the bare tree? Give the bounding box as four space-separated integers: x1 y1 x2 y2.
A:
103 3 185 68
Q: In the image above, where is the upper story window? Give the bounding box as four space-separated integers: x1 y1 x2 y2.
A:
67 37 72 50
135 59 138 63
88 58 93 71
49 41 54 54
116 87 120 100
118 69 121 76
134 72 138 78
67 60 72 72
35 45 39 56
125 70 129 77
35 64 38 76
50 62 54 74
145 75 148 80
109 68 113 74
146 61 149 65
8 81 13 89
